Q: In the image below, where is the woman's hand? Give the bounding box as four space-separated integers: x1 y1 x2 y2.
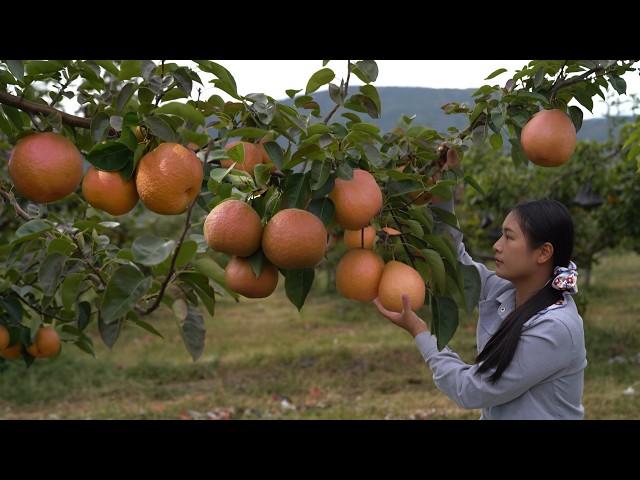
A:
373 294 429 338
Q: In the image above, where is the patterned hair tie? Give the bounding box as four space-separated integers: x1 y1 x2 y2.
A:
551 260 578 294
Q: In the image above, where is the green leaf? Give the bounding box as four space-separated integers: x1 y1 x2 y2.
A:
404 219 424 238
132 235 176 266
533 68 546 89
38 253 66 297
173 67 194 94
284 268 315 311
431 295 459 350
0 107 15 137
94 60 119 77
195 60 240 99
86 141 133 171
351 122 380 136
172 299 188 323
77 301 92 331
568 106 583 133
463 175 485 196
308 197 335 227
90 111 110 143
460 263 481 314
6 60 24 82
509 137 528 166
359 85 381 116
61 273 85 311
227 127 269 139
179 272 215 316
424 234 457 271
281 172 311 209
254 164 272 189
386 179 424 198
98 313 122 349
155 102 205 126
351 60 378 83
573 88 593 113
175 240 198 268
489 132 503 150
0 295 22 325
431 206 460 231
14 219 52 242
100 265 152 324
336 162 354 180
118 60 142 81
130 318 164 339
47 237 76 256
179 306 206 361
144 115 178 142
193 257 239 301
305 68 335 94
310 160 332 191
485 68 507 80
608 75 627 95
115 82 137 113
138 87 154 105
345 94 379 119
421 249 446 294
25 60 65 76
178 127 209 148
329 82 344 105
247 249 265 279
2 105 26 129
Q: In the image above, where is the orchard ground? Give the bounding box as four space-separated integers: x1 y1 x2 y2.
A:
1 248 638 420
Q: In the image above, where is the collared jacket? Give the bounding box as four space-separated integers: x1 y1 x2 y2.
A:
414 199 587 419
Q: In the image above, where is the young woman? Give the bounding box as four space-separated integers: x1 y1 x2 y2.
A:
373 195 587 420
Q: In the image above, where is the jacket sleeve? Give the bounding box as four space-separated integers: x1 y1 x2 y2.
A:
413 318 575 410
431 197 505 301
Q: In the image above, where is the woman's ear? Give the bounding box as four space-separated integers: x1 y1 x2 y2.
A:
537 242 555 265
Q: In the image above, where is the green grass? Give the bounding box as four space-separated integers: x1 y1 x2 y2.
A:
1 249 639 420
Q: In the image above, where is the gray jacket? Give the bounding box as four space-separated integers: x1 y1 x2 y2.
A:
414 199 587 419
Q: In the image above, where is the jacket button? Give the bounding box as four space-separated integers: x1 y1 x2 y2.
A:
499 306 506 312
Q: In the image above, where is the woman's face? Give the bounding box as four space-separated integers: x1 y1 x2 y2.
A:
492 211 551 281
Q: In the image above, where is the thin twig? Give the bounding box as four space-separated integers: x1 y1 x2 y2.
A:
550 66 604 101
139 199 197 316
0 90 105 131
323 59 351 124
13 291 68 323
0 187 33 221
70 233 107 287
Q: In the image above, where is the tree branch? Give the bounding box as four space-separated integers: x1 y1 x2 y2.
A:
0 90 94 129
13 291 69 323
0 187 34 221
323 60 351 124
139 198 197 316
550 66 604 101
70 233 108 288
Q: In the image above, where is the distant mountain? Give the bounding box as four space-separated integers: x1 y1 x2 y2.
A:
281 87 629 142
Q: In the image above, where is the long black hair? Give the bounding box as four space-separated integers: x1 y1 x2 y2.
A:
474 199 575 383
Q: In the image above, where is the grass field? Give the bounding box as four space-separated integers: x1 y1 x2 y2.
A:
1 249 639 420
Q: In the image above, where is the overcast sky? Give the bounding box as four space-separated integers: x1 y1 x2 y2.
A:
47 60 638 120
178 60 639 119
